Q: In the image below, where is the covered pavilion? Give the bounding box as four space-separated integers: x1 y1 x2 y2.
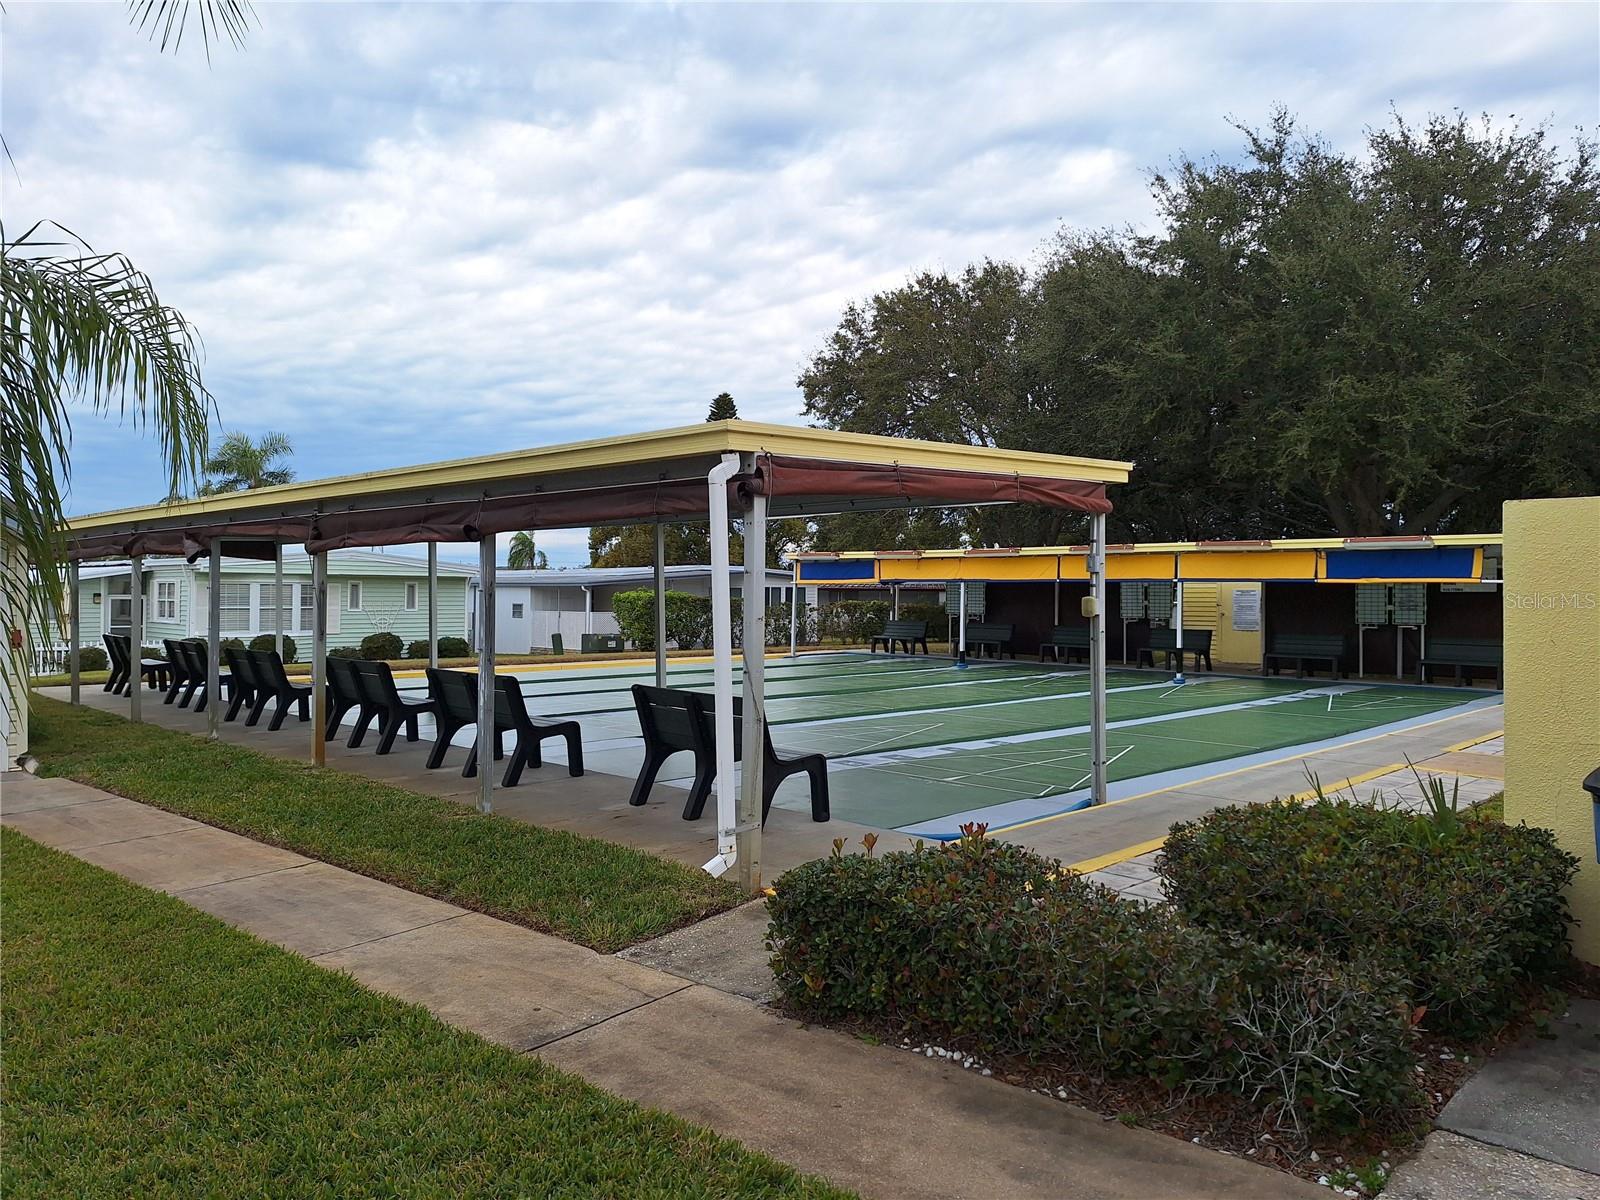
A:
58 420 1131 889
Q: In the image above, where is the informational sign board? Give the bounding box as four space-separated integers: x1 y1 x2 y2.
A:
943 581 986 616
1231 587 1261 632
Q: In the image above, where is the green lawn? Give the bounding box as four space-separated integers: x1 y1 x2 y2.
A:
0 828 850 1200
27 696 739 952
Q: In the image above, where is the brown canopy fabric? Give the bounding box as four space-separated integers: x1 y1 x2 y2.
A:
66 452 1112 560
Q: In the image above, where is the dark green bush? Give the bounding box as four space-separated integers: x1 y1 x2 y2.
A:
220 637 246 654
612 590 718 650
764 601 815 647
248 633 297 663
328 646 363 660
358 632 404 661
897 601 948 631
1156 796 1580 1038
815 599 891 644
768 833 1419 1135
406 636 473 659
75 647 108 672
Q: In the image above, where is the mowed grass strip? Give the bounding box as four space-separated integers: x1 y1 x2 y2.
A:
0 829 851 1200
27 697 739 952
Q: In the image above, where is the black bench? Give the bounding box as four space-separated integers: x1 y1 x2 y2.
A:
1039 625 1091 664
223 646 312 729
1419 638 1503 688
424 668 584 785
104 633 169 696
1262 634 1347 679
164 638 232 712
1138 627 1214 672
628 684 829 824
963 621 1015 659
869 620 929 655
348 659 438 755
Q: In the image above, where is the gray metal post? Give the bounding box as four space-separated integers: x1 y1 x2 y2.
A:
129 554 143 723
208 544 221 740
427 541 439 668
653 522 667 687
476 536 496 814
738 482 767 891
891 583 899 620
788 576 799 658
956 580 968 667
68 560 80 705
1173 578 1186 684
273 542 284 657
1089 513 1109 804
311 551 327 765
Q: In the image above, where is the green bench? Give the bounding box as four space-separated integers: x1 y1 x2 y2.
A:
962 621 1015 659
1262 633 1347 679
1138 627 1214 672
870 619 929 655
1039 625 1091 664
1419 638 1503 688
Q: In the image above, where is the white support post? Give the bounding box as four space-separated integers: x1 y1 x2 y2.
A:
653 523 667 686
956 580 968 667
1089 513 1109 805
311 551 327 765
738 481 767 892
1053 577 1061 626
68 560 81 706
788 572 800 658
476 536 497 814
583 586 593 636
891 583 899 620
702 452 741 881
427 542 439 669
208 544 222 741
1172 580 1186 684
129 554 143 723
273 542 284 657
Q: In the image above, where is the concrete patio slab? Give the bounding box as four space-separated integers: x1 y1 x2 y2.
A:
179 861 465 957
617 899 776 1001
1437 999 1600 1176
1 796 198 850
535 983 1323 1200
74 824 311 893
314 910 688 1051
1380 1131 1600 1200
0 773 109 813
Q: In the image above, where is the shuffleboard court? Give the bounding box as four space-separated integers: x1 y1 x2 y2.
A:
380 651 1500 839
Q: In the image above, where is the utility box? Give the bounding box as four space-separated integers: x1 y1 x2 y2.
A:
581 633 624 654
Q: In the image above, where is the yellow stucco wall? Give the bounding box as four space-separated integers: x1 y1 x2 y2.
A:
1503 497 1600 965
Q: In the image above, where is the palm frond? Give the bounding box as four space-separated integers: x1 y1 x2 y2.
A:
127 0 256 60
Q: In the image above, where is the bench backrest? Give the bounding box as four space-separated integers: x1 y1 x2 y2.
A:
1148 627 1213 652
427 667 480 724
879 620 928 639
183 639 219 679
1267 633 1345 657
224 645 261 691
248 648 294 691
964 621 1014 643
492 675 532 727
350 658 405 708
104 634 127 672
163 639 192 680
632 684 745 758
1426 638 1503 664
325 655 363 705
1047 625 1091 647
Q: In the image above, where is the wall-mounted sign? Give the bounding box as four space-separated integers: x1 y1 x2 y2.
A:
1231 587 1261 631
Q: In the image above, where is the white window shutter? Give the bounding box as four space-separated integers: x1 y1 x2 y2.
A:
326 584 340 636
194 582 208 634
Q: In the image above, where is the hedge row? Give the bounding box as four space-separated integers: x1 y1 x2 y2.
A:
1156 796 1580 1038
768 833 1420 1135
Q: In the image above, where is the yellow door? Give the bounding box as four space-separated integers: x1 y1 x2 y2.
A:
1213 583 1263 666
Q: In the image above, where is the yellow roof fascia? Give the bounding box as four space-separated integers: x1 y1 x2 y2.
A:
66 420 1133 535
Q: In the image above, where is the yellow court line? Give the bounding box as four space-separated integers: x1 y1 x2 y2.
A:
1439 730 1504 754
1062 762 1405 874
1000 702 1503 838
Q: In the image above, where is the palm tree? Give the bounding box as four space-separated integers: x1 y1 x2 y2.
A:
201 431 294 494
506 531 547 570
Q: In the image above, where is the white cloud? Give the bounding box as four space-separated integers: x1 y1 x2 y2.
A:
5 0 1594 569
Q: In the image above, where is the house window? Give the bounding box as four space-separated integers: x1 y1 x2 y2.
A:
156 580 178 621
299 585 313 631
347 582 362 611
511 603 525 619
405 582 418 611
218 582 251 633
260 583 291 632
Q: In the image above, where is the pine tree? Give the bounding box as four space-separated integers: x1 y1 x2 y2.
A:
706 392 738 421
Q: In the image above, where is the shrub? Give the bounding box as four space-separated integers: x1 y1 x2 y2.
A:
815 599 891 644
1156 794 1580 1038
768 832 1419 1135
897 600 948 631
75 647 108 672
328 646 363 660
248 633 297 663
612 590 718 650
358 632 405 661
220 637 246 654
764 602 816 647
404 635 474 660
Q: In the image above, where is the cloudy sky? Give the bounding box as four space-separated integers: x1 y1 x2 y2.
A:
6 1 1596 565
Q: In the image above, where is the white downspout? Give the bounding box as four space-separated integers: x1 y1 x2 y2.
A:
702 451 741 879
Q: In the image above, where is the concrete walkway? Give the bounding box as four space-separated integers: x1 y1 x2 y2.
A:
2 770 1320 1200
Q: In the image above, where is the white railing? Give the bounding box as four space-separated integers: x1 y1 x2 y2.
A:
29 642 73 676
